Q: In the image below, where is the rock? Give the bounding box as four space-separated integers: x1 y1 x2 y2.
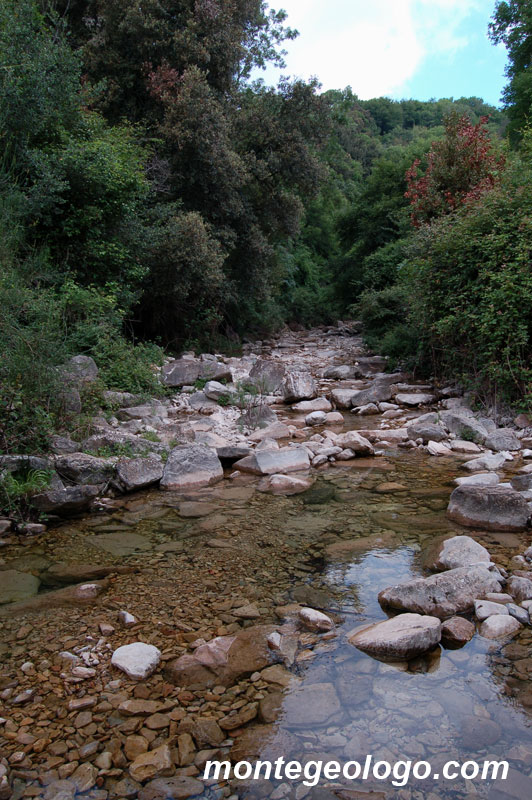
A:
55 453 116 485
450 439 482 454
0 570 40 605
298 607 334 632
83 429 169 456
162 359 200 388
31 482 101 516
324 365 359 379
325 411 344 425
378 565 503 619
515 413 532 429
40 563 134 585
116 457 164 491
422 535 491 572
349 613 441 661
484 429 521 452
480 616 522 639
507 603 530 625
0 579 108 616
249 359 286 393
454 473 500 487
165 625 276 688
229 724 298 762
119 700 166 717
219 702 258 730
248 422 291 441
441 617 475 645
474 600 509 621
460 716 501 748
507 576 532 603
447 485 530 531
234 447 310 475
258 474 313 495
71 763 98 793
0 454 51 473
237 404 277 429
138 777 204 800
216 446 251 464
49 434 79 455
354 403 380 415
202 380 229 401
86 531 151 557
129 743 173 783
233 603 260 619
199 360 232 382
282 682 341 727
282 371 317 403
440 411 488 443
179 717 225 748
462 452 507 471
396 392 436 406
350 382 392 407
335 431 374 455
259 691 284 723
331 388 357 408
427 441 452 456
511 473 532 491
407 422 447 443
305 410 327 426
111 643 162 680
292 398 332 412
160 445 223 491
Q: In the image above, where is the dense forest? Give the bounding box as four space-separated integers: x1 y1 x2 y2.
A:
1 0 532 455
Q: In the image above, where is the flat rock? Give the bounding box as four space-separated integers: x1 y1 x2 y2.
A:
258 474 313 495
349 613 441 662
111 643 162 680
396 392 435 406
422 535 491 572
484 429 521 452
116 457 163 491
40 563 134 585
235 447 310 475
160 445 223 491
86 531 152 557
480 616 522 639
216 446 251 464
378 565 502 619
138 777 204 800
282 682 341 727
451 439 482 454
447 485 529 531
454 473 499 487
350 382 393 407
461 452 507 472
129 743 173 783
0 570 40 605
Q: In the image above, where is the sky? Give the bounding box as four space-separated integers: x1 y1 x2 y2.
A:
257 0 509 106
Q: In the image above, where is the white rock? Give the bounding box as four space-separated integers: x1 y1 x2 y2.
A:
474 599 509 621
305 411 327 426
462 453 508 472
111 643 161 680
118 610 137 627
454 473 500 487
480 616 522 639
298 607 334 632
427 441 452 456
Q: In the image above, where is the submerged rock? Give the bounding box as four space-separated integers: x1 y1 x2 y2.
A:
257 473 313 495
0 570 40 605
378 565 503 619
349 613 441 662
282 682 341 727
447 485 530 531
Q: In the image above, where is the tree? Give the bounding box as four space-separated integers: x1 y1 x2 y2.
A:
489 0 532 141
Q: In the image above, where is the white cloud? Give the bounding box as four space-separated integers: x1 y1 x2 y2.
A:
260 0 484 97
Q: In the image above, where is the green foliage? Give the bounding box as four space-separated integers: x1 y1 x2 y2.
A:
0 468 53 517
141 431 161 443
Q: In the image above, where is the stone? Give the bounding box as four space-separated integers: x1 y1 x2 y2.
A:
55 453 116 485
219 702 258 730
474 600 509 621
440 411 488 443
422 535 491 572
116 457 163 491
282 371 317 403
298 607 334 632
447 485 529 531
305 410 327 426
484 429 521 451
216 446 251 464
86 531 151 557
235 447 310 475
49 434 79 454
293 398 332 412
119 700 166 717
71 763 98 793
407 422 447 443
450 439 482 454
129 743 173 783
511 473 532 491
507 603 530 625
441 616 475 645
378 565 502 619
282 682 341 727
454 473 500 487
31 481 102 515
199 360 232 383
335 430 374 455
427 441 452 456
40 563 134 585
324 365 359 379
396 392 436 406
0 570 40 605
349 614 441 662
160 445 223 491
325 411 344 425
331 388 357 408
461 452 507 471
249 359 286 393
507 576 532 603
111 643 162 680
258 474 313 496
354 403 380 415
179 718 225 748
350 382 393 407
259 691 284 724
480 616 522 639
138 777 204 800
165 625 276 688
162 359 200 388
203 380 229 401
124 735 149 762
460 716 501 749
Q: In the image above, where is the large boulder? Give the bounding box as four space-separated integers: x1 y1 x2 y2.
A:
234 447 310 475
440 411 488 443
162 359 200 388
31 483 101 515
55 453 116 485
165 625 276 688
407 422 447 443
378 565 503 619
62 355 99 383
199 360 232 383
282 371 317 403
160 445 223 491
116 457 164 491
335 431 374 455
349 613 442 662
447 485 529 531
249 359 286 393
237 404 277 430
331 388 357 408
461 452 507 472
422 535 492 572
351 382 393 407
484 429 521 452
